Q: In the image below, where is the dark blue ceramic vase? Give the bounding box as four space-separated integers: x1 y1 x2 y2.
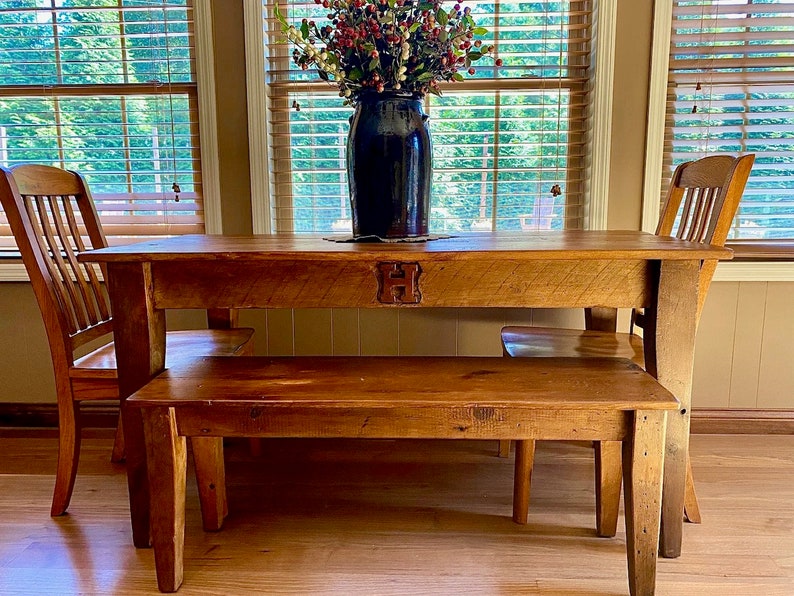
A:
347 92 432 238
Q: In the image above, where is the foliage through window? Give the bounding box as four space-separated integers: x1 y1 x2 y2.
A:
0 0 202 249
264 0 593 234
665 0 794 240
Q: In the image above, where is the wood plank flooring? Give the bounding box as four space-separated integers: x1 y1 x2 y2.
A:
0 433 792 595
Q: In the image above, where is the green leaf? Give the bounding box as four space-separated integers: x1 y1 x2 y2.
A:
467 51 482 61
416 71 433 81
418 2 434 10
473 27 487 35
301 22 310 39
436 9 448 27
452 72 464 81
438 29 448 43
348 67 364 81
409 22 421 33
369 58 379 71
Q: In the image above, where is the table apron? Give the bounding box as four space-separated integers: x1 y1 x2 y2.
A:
149 258 656 309
169 405 632 441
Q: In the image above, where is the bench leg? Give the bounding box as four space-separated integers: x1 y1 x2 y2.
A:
191 437 228 531
595 440 622 537
142 407 186 593
497 440 511 458
623 411 666 596
512 439 536 524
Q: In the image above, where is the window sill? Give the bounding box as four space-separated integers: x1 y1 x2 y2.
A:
710 242 794 282
726 240 794 261
0 251 26 282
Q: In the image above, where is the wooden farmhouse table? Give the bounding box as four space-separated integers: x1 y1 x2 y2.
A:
78 231 732 559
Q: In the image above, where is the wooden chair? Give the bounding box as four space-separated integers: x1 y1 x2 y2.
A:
0 164 255 519
500 154 755 534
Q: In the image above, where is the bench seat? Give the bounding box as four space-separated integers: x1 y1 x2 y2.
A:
129 355 678 595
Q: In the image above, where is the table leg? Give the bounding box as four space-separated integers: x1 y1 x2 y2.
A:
143 407 186 593
646 260 699 558
585 307 618 332
107 262 167 548
623 410 667 596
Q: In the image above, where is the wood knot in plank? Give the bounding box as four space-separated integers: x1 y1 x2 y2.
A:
472 407 495 421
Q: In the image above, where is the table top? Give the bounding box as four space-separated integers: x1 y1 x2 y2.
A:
78 231 733 263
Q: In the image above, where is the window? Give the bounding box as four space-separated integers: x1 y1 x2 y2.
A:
664 0 794 240
262 0 594 234
0 0 203 250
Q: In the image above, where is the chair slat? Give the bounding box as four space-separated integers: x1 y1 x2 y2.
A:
694 188 717 243
26 196 84 334
686 189 708 242
675 187 695 240
62 192 112 321
49 194 103 327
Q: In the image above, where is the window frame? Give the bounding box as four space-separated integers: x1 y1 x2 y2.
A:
642 0 794 281
244 0 617 235
0 0 221 282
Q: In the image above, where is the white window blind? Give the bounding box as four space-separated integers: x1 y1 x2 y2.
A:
264 0 593 234
665 0 794 240
0 0 203 249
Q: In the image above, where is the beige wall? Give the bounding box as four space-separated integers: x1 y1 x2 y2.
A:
211 0 254 235
607 0 653 230
1 0 790 410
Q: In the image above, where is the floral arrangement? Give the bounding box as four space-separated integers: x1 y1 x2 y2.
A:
274 0 501 103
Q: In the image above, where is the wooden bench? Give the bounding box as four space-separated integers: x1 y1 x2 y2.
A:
128 355 678 595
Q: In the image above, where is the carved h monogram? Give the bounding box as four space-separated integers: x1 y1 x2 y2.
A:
376 262 422 304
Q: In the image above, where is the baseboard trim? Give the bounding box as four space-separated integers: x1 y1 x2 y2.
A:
690 409 794 435
2 403 792 435
0 402 118 429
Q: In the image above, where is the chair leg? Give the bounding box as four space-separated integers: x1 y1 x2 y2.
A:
191 436 227 531
51 400 81 516
497 439 511 458
594 440 622 537
111 410 126 463
512 439 536 524
684 454 702 524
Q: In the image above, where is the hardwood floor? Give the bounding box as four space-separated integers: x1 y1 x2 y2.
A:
1 433 792 595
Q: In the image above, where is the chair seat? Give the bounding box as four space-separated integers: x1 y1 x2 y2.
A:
72 328 256 376
501 326 645 366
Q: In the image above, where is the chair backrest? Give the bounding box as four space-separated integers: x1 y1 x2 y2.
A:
655 154 755 320
0 164 114 367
